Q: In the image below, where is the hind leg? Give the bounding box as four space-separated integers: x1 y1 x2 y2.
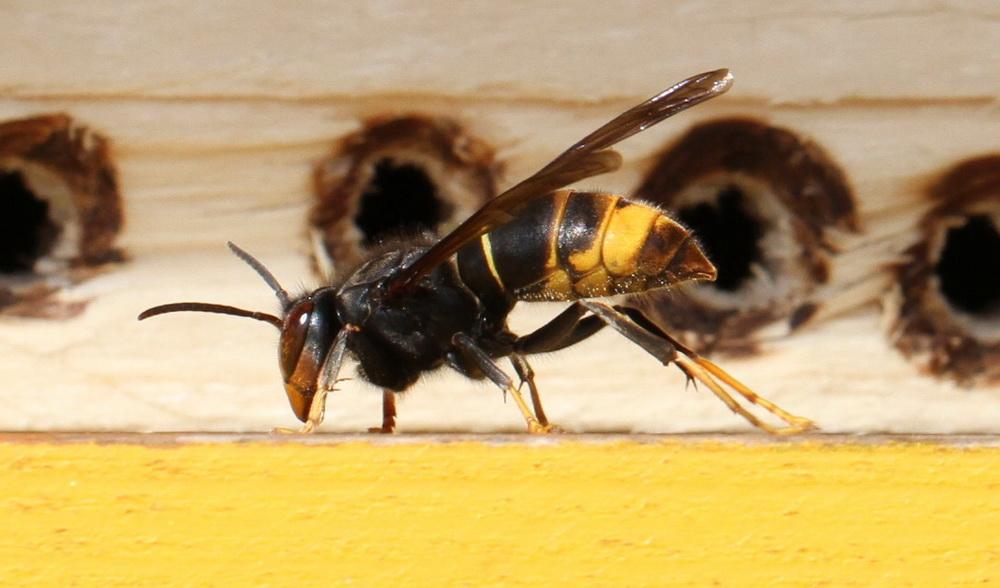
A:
509 353 564 431
514 302 605 354
581 302 815 435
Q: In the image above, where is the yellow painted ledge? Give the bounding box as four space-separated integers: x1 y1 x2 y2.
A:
1 440 998 587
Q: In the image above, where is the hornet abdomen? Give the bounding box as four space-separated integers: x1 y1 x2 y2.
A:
457 189 717 302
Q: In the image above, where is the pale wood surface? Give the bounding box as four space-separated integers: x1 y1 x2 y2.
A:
4 1 998 101
0 1 997 433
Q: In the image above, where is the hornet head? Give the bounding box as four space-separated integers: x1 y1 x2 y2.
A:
138 242 347 423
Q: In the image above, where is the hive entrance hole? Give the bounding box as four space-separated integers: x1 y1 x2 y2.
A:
355 158 450 246
677 185 764 292
935 215 1000 317
0 170 61 274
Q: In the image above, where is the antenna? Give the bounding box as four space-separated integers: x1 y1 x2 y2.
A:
137 302 283 329
137 242 292 328
227 241 292 310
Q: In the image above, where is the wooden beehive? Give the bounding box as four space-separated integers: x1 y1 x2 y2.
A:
0 2 997 434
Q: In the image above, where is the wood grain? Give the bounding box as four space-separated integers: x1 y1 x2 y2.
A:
3 2 998 101
0 2 996 432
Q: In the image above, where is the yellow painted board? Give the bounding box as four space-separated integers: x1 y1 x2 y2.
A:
1 440 998 587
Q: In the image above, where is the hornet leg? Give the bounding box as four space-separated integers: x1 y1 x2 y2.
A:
581 302 815 435
452 333 555 434
367 390 397 434
509 354 561 431
508 301 610 431
272 328 351 435
514 302 605 354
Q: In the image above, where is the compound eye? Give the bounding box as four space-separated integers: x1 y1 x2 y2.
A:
279 301 314 380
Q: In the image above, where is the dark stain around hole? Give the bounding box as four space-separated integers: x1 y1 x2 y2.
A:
935 215 1000 316
632 117 855 353
311 115 497 272
0 114 122 265
677 186 763 292
636 118 857 236
0 170 62 273
0 114 122 319
891 154 1000 384
355 158 453 247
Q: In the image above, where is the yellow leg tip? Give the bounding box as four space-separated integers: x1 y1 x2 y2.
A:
527 422 564 435
271 421 316 435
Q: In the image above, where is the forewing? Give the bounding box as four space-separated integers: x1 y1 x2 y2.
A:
385 68 733 296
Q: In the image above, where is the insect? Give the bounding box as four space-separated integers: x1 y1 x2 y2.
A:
139 69 815 435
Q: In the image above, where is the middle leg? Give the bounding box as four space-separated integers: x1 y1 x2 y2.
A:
452 333 556 434
509 354 557 429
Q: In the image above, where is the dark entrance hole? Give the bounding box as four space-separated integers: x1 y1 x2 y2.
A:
354 159 451 247
0 170 61 273
311 115 497 271
677 186 763 292
935 215 1000 316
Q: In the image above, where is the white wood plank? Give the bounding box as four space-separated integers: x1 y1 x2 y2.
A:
2 1 998 102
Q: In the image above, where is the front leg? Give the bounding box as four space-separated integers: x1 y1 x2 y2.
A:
272 328 350 435
367 390 397 434
271 386 328 434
